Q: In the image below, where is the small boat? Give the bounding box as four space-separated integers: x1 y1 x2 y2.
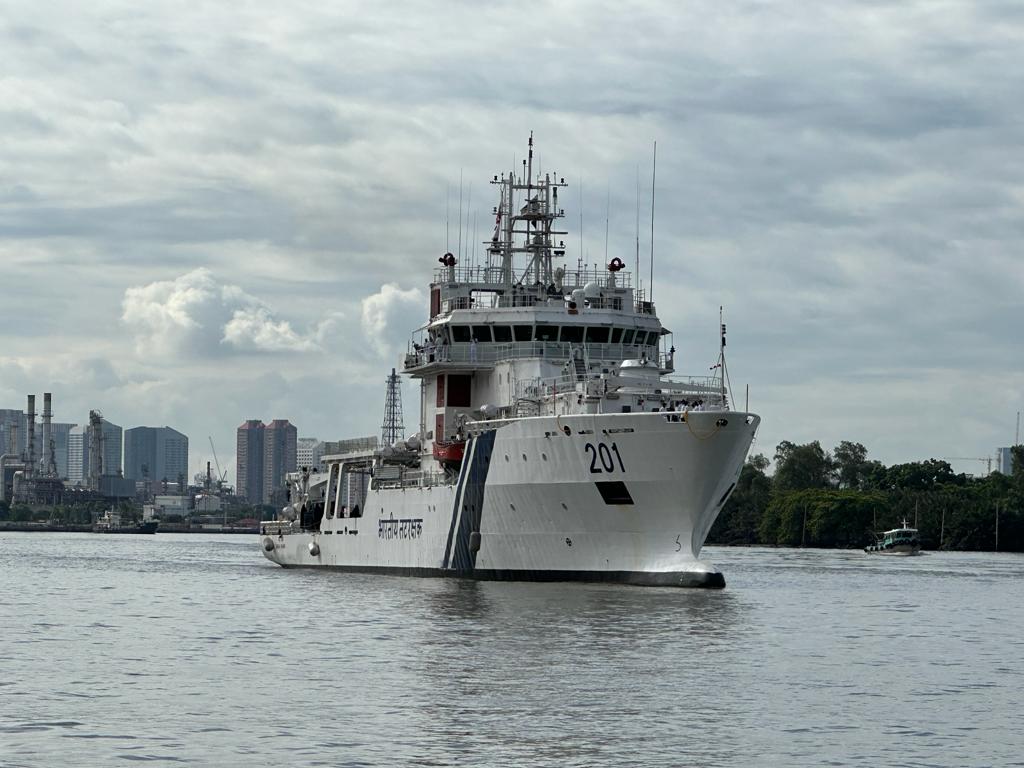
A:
93 508 158 534
864 519 920 555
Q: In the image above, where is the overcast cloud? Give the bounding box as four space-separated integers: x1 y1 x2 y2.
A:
1 0 1022 482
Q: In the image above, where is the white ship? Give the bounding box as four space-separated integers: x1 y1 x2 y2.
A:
261 136 760 587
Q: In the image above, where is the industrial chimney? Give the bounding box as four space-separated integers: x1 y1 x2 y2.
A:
89 410 104 489
42 393 55 476
26 395 36 476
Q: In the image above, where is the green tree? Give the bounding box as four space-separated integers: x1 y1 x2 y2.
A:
760 489 883 547
774 440 833 491
884 459 962 491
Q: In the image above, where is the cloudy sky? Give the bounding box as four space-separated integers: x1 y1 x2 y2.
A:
2 0 1022 483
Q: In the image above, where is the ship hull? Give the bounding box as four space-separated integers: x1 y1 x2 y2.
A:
261 411 758 588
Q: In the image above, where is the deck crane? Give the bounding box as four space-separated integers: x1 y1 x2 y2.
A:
209 437 228 489
942 456 993 475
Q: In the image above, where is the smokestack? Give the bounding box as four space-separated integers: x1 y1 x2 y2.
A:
89 410 104 488
42 393 54 476
26 395 36 475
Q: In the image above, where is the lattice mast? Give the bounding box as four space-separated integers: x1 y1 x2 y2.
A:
490 131 569 287
381 368 404 446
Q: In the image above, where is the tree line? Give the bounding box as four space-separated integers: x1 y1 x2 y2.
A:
708 441 1024 551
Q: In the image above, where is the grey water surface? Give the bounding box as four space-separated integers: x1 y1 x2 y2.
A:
1 533 1021 767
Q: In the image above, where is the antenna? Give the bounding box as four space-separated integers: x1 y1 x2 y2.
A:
604 183 610 264
1017 410 1021 445
579 177 584 268
457 170 464 261
466 182 473 262
649 140 657 303
635 166 640 280
446 183 450 252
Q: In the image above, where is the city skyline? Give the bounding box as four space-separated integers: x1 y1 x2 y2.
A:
1 2 1022 482
1 393 334 491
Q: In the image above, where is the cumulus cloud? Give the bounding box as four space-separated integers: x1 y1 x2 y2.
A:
223 306 315 352
360 284 425 357
121 268 316 355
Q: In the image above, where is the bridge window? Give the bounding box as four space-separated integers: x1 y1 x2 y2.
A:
622 329 635 345
472 325 492 342
513 325 533 341
586 327 610 343
611 327 624 343
451 325 471 343
493 325 513 342
536 325 558 341
560 326 584 343
643 331 660 346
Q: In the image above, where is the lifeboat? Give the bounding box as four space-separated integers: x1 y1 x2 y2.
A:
433 439 466 465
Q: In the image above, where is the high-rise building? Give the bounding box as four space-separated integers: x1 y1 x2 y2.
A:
297 437 324 473
125 426 189 484
0 408 24 456
68 425 87 484
996 447 1015 475
236 420 266 504
263 420 297 504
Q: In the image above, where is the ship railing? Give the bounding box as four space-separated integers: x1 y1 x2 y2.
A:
433 265 508 285
438 289 637 316
491 341 660 364
433 264 633 290
562 266 633 289
514 372 727 404
263 520 296 535
633 287 656 315
403 341 663 370
372 466 451 490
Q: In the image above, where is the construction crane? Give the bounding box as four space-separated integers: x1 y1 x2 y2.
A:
943 456 993 475
209 436 228 488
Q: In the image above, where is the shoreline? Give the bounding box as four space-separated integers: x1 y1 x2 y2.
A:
0 522 259 535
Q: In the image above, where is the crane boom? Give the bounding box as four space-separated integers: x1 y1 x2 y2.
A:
209 436 227 481
942 456 993 474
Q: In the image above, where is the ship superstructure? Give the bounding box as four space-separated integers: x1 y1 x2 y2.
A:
262 136 760 587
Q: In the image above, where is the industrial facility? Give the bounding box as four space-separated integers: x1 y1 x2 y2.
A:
2 394 143 506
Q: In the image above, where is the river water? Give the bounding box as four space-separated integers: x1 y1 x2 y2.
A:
1 533 1021 767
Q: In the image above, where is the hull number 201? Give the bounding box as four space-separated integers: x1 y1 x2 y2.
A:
585 442 626 474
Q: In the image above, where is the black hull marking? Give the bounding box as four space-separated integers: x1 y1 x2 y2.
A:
441 441 475 569
276 563 725 589
450 431 496 574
